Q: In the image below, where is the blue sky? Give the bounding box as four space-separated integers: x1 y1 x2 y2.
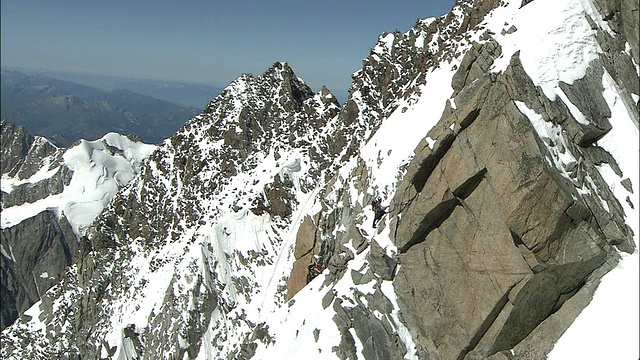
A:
1 0 455 97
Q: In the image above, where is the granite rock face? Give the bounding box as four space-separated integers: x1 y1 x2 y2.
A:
286 215 320 300
389 48 633 358
1 121 34 175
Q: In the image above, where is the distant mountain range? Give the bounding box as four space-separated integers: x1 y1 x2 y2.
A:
2 67 224 109
1 69 212 146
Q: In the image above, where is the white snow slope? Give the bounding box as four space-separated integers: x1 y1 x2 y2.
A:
1 133 157 236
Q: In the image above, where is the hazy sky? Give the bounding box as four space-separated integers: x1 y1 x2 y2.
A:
1 0 455 96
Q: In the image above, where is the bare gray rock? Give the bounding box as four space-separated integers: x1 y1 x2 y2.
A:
1 210 78 330
389 30 635 359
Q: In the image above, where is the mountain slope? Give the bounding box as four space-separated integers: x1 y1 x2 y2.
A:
1 0 638 358
0 120 156 331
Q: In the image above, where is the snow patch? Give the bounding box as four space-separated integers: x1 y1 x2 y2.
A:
490 0 600 125
360 63 456 199
1 133 156 236
549 52 639 360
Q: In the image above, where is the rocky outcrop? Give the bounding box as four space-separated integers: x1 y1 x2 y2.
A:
1 121 34 175
592 0 640 65
1 210 78 330
332 294 407 360
286 215 320 299
1 121 77 331
388 38 635 359
1 121 70 207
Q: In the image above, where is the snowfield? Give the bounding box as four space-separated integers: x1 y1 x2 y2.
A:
1 133 157 236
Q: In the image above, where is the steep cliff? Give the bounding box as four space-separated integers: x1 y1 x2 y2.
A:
1 0 637 358
1 121 76 331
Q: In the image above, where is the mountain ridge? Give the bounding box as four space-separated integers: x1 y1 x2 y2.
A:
1 0 638 358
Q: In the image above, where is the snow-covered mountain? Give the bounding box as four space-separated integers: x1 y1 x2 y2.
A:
1 0 638 358
0 120 156 330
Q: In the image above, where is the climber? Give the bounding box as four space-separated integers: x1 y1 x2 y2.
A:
307 261 324 284
371 198 388 228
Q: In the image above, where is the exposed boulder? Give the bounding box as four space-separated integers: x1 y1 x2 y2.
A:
367 239 397 281
287 215 320 299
